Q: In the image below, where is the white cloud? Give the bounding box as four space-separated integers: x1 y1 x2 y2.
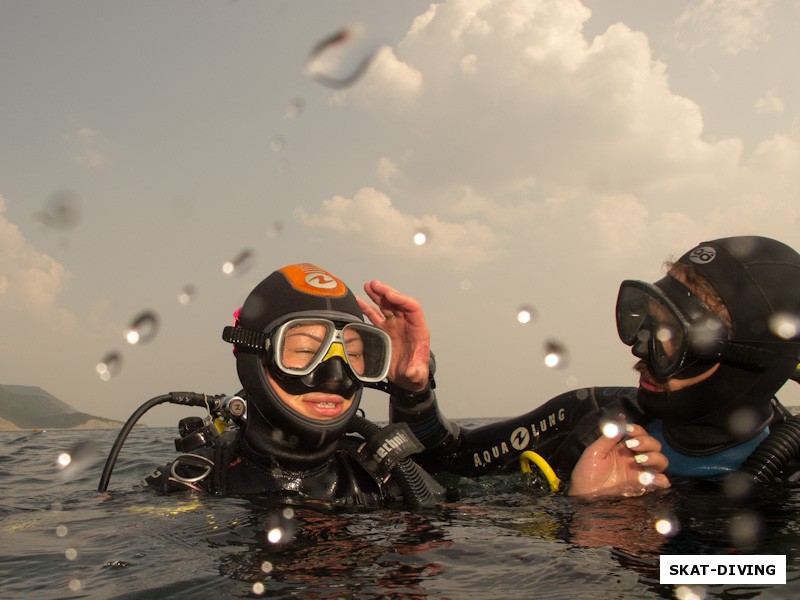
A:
676 0 775 55
307 0 797 275
294 187 502 269
0 194 74 328
754 88 785 114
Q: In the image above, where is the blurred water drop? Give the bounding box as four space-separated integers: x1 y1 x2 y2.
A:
35 190 82 230
654 516 678 536
95 352 122 381
65 548 78 560
178 285 196 305
543 340 568 368
413 228 430 246
768 312 800 339
675 584 706 600
56 525 68 538
516 305 536 324
305 23 379 89
125 311 159 345
68 579 82 592
252 582 265 595
727 408 758 437
729 510 762 551
460 279 472 291
270 135 285 152
638 470 655 486
284 96 305 119
222 249 255 276
601 421 621 438
267 221 284 238
261 561 274 574
56 440 101 481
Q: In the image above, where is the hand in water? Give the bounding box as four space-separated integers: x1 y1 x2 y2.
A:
358 280 431 393
569 423 671 498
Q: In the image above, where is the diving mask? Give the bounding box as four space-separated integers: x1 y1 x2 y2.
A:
616 276 728 380
270 318 391 383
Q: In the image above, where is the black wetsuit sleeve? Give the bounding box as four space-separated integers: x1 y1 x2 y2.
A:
390 386 642 479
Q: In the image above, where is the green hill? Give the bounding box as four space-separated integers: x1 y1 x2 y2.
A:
0 384 122 430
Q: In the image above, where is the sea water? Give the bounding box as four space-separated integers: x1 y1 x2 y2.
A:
1 422 799 599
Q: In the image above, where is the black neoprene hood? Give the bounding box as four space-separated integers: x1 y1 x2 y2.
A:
677 236 800 352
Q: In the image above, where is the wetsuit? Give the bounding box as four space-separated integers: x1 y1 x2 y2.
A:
144 398 444 508
390 386 800 482
389 386 642 481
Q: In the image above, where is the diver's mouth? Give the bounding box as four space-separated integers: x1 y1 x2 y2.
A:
635 361 664 393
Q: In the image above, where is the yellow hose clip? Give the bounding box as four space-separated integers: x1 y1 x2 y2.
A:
519 451 561 492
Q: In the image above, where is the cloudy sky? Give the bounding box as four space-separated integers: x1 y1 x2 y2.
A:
2 0 799 427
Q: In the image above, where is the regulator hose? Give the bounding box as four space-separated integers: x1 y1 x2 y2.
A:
98 392 221 493
350 416 442 509
735 414 800 484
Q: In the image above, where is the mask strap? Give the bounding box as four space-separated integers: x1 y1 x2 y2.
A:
221 325 267 352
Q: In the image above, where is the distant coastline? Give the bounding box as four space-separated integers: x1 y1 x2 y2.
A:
0 384 126 431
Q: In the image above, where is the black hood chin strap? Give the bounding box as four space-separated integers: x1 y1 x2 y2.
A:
638 357 796 455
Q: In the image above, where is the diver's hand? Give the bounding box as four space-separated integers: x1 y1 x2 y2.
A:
358 280 430 393
568 424 670 498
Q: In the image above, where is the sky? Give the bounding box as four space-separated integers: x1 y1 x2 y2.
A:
1 0 799 428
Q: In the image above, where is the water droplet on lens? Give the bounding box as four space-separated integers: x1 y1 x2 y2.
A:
261 561 274 574
729 510 762 551
285 97 305 119
305 23 379 89
252 582 265 595
543 339 568 368
413 228 430 246
56 525 68 537
95 352 122 380
727 408 757 437
675 584 706 600
768 312 800 339
65 548 78 560
270 135 285 152
601 421 620 438
267 527 284 543
654 516 678 536
57 440 101 481
460 279 472 291
178 285 196 305
516 305 536 324
35 190 82 230
267 222 284 238
222 249 255 276
125 311 159 344
638 471 655 486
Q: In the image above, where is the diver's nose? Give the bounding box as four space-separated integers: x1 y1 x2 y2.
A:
309 356 356 393
631 328 651 360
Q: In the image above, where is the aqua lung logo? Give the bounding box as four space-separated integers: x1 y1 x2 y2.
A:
688 246 717 265
472 408 567 468
511 427 530 450
305 272 339 289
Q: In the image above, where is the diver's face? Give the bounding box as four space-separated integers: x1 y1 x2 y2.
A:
635 359 719 393
633 269 721 393
266 371 355 420
267 322 361 421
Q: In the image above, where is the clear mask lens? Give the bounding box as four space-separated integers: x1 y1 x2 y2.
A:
274 318 390 382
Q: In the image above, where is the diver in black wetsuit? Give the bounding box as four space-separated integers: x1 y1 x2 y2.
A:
140 263 667 503
359 281 669 497
378 236 800 487
145 263 444 507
